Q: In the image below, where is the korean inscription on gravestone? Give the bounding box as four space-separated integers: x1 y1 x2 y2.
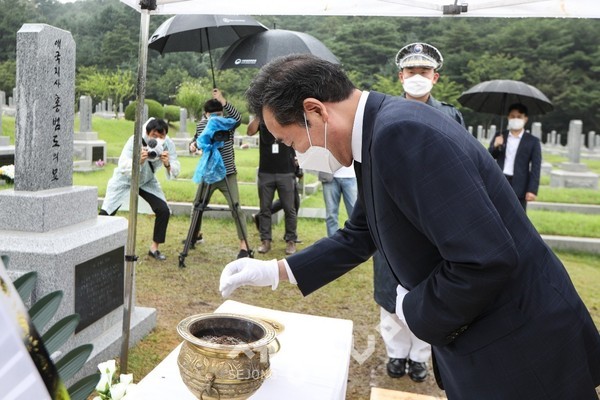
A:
15 24 75 191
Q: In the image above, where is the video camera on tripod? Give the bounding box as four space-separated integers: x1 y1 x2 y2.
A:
211 130 231 143
179 122 253 268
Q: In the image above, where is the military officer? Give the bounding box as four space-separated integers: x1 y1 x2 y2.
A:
375 42 467 382
395 42 465 127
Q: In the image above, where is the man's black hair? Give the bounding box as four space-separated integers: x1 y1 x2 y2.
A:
204 99 224 114
146 118 169 134
508 103 528 116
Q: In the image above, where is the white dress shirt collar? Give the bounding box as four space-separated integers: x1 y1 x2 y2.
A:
352 91 370 163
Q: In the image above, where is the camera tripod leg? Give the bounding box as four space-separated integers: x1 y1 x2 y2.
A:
223 177 254 258
179 182 211 268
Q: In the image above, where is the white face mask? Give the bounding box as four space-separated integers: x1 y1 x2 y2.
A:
296 113 344 174
507 118 525 131
402 74 434 98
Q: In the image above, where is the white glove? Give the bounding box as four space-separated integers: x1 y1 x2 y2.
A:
219 258 279 297
395 284 409 323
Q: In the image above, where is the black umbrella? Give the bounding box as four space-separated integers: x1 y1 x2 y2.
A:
458 79 553 116
217 29 339 70
148 14 268 87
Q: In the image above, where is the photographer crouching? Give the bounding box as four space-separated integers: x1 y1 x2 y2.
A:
100 118 180 261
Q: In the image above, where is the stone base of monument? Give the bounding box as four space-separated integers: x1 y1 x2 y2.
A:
2 106 16 117
74 135 107 171
171 136 192 154
541 161 552 175
0 186 156 385
0 141 15 168
550 162 599 189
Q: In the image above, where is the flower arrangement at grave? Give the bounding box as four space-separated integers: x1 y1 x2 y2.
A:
94 359 138 400
95 159 106 168
0 164 15 183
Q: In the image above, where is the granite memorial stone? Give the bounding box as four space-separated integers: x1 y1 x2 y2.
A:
0 24 155 385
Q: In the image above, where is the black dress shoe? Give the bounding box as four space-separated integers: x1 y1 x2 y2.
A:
386 358 406 378
407 359 428 382
148 250 166 261
237 249 250 259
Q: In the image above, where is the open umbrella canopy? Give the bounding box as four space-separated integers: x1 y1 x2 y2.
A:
217 29 339 70
148 14 267 54
148 14 267 86
458 79 553 116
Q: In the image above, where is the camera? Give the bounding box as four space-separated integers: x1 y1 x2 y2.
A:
212 130 230 143
146 138 163 160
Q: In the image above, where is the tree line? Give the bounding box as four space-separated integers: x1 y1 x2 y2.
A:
1 0 599 134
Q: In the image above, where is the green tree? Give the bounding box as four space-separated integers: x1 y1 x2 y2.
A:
432 76 463 107
0 0 43 61
372 74 402 96
464 52 525 86
0 59 16 94
147 67 190 106
175 79 211 121
79 69 135 118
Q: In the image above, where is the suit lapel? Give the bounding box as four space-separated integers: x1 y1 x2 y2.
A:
515 131 531 161
360 92 387 251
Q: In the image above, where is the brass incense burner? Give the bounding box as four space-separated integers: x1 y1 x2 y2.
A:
177 313 280 400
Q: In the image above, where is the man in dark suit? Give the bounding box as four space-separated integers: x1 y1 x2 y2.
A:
489 103 542 209
219 54 600 399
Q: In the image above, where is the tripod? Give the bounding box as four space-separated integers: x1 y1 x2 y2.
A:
178 177 254 268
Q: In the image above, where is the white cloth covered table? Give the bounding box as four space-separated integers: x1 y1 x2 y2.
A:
131 300 354 400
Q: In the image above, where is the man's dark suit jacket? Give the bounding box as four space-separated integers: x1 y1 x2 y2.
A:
287 92 600 399
488 129 542 199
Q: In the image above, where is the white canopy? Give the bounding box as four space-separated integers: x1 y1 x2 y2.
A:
119 0 600 18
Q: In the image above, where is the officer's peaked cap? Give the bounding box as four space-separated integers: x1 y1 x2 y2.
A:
395 42 443 70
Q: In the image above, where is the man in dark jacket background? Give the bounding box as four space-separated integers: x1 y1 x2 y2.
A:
488 103 542 210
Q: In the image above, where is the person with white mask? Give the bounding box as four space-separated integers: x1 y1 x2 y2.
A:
396 42 465 128
100 118 180 261
489 103 541 210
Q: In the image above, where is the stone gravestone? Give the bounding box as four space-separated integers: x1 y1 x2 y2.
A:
0 24 156 385
587 131 596 153
530 122 552 175
74 95 107 171
171 107 192 152
550 120 598 189
4 88 16 117
0 90 14 168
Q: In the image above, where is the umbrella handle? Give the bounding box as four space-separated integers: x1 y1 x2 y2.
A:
206 30 216 88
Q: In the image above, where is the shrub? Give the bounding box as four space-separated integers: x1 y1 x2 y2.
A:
163 105 181 123
124 99 165 121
